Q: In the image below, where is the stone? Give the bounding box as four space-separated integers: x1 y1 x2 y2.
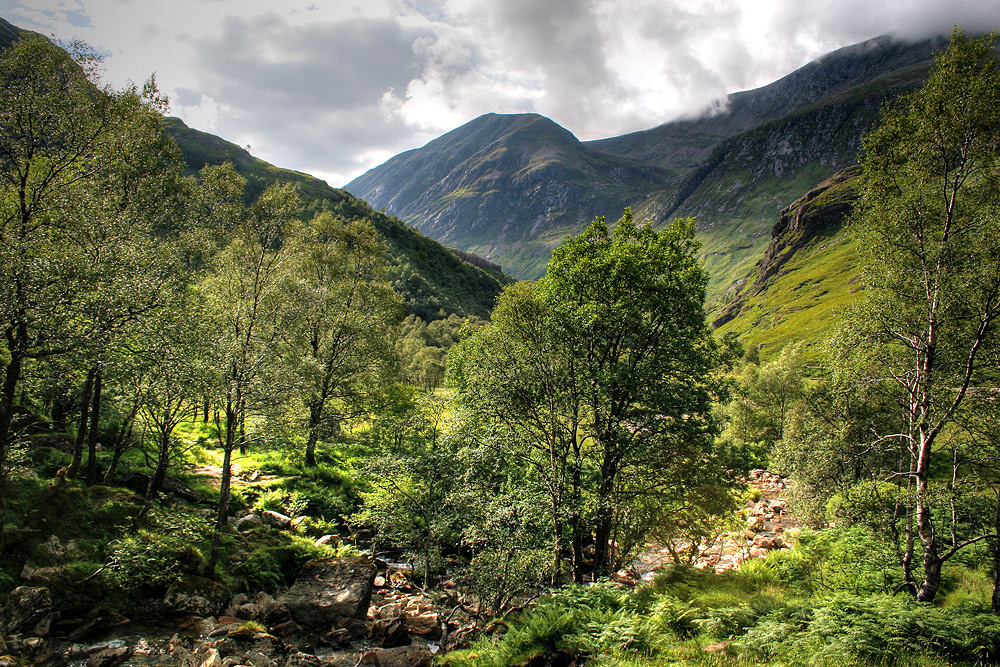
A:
360 646 433 667
164 576 229 617
261 511 292 530
234 514 263 532
403 612 440 639
314 535 337 548
1 587 55 636
199 648 223 667
281 558 375 632
321 628 353 647
370 617 409 648
374 603 402 620
87 646 131 667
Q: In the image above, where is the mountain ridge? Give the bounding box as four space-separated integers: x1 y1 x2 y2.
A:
346 34 943 295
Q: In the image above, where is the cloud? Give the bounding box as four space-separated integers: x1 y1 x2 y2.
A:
5 0 1000 186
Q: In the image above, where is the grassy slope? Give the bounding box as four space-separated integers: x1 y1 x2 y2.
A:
165 118 511 320
715 228 859 358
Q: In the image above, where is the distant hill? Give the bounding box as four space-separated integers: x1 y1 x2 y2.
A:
0 15 509 322
164 118 510 320
346 35 943 305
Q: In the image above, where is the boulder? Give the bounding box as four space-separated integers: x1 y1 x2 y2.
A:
234 514 263 532
2 587 55 636
164 576 229 617
86 646 131 667
403 611 440 639
370 617 409 648
281 558 375 632
261 511 292 530
360 646 433 667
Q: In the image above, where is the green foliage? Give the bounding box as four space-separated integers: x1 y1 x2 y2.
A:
735 594 1000 665
228 531 335 593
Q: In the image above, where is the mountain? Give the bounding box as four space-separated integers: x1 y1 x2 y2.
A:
346 35 943 302
165 118 511 320
346 113 673 278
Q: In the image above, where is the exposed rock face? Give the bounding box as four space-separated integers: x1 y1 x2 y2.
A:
281 558 376 632
1 587 55 637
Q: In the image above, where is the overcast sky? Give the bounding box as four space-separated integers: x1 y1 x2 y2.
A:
3 1 999 187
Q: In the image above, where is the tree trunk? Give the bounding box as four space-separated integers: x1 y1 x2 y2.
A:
68 369 95 480
992 490 1000 613
0 336 25 542
305 402 321 468
135 423 171 527
85 366 103 485
915 469 943 602
103 408 136 484
210 397 237 566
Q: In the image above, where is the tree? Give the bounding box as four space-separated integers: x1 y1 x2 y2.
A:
837 29 1000 602
286 213 401 467
0 34 182 530
452 210 723 579
201 166 301 561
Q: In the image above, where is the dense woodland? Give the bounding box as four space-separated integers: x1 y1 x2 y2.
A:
2 26 1000 667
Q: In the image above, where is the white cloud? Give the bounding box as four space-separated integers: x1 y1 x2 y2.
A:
3 0 1000 186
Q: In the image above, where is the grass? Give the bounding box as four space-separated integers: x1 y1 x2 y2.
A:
441 529 999 667
714 227 858 360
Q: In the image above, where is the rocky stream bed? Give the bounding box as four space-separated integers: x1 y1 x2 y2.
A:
0 470 793 667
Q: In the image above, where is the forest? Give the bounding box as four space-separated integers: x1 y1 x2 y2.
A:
1 26 1000 667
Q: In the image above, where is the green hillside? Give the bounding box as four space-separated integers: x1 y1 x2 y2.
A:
712 168 861 357
165 118 511 320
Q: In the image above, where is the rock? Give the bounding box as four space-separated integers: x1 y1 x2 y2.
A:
18 564 68 588
236 603 262 621
335 618 371 641
320 628 353 647
360 646 433 667
373 603 402 620
87 646 131 667
199 648 223 667
2 587 55 636
372 575 386 588
234 514 263 532
403 612 440 639
261 511 292 530
370 617 409 648
164 576 229 617
282 557 375 632
268 619 301 638
314 535 337 548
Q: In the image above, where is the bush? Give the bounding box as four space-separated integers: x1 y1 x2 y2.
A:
734 594 1000 665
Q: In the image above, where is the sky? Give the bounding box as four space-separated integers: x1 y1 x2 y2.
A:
3 1 1000 188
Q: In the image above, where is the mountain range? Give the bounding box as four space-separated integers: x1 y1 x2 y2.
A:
346 35 944 311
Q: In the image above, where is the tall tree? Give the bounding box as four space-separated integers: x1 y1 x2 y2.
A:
0 35 180 529
286 213 401 467
201 166 300 562
452 210 723 578
839 29 1000 602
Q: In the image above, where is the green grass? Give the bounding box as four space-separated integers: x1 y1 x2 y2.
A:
714 228 858 360
440 528 998 667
